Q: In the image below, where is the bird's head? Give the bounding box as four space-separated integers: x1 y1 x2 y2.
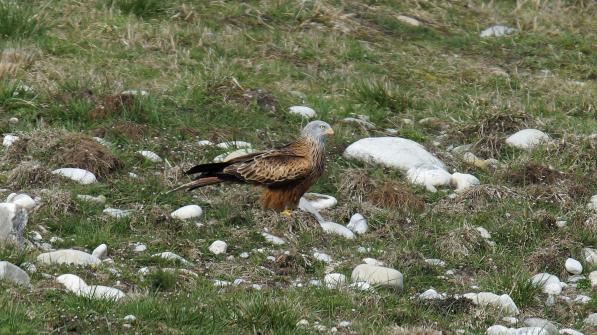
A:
301 120 334 141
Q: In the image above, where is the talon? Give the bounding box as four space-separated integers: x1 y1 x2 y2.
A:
281 209 292 217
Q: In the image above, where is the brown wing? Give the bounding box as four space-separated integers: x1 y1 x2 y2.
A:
224 143 313 186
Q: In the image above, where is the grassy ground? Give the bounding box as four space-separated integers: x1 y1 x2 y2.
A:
1 0 596 334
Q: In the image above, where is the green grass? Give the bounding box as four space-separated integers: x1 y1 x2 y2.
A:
0 0 596 334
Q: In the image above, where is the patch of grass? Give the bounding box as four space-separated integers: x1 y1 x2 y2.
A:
0 1 46 39
108 0 169 19
147 269 177 291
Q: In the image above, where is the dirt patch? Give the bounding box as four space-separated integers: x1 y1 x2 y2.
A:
7 161 56 188
338 169 425 212
5 130 122 177
437 224 492 260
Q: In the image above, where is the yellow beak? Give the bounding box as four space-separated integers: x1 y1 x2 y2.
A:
325 128 334 135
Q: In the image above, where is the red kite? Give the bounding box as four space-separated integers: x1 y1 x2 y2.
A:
174 121 334 212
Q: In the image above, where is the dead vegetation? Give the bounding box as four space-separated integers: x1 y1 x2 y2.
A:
5 130 122 177
0 48 35 79
204 78 278 112
89 93 137 120
504 162 564 185
527 239 575 276
338 169 425 212
437 224 493 260
6 161 56 188
92 121 150 140
390 326 443 335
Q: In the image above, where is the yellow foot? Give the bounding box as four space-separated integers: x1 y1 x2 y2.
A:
280 209 293 217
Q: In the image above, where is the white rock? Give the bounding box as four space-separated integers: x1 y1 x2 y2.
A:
543 283 562 295
530 273 561 290
0 261 30 286
138 150 162 162
313 252 332 263
84 285 126 300
52 168 97 184
480 25 519 37
56 273 88 292
502 317 518 325
582 247 596 264
215 141 252 149
76 194 106 204
585 313 597 326
351 264 403 288
152 252 191 265
29 230 42 241
6 193 36 211
505 129 550 149
93 137 111 146
572 295 590 304
476 226 492 239
589 271 597 288
121 89 148 96
319 222 356 239
324 273 347 288
463 292 519 315
424 258 446 267
587 195 597 211
289 106 316 118
567 275 585 283
20 262 36 273
302 193 337 210
132 242 146 252
197 140 213 146
338 321 352 328
37 249 101 266
2 134 19 147
406 166 453 192
220 148 256 162
565 258 582 275
344 137 446 172
349 281 374 291
128 172 139 178
92 244 108 259
451 172 480 193
138 267 150 275
396 15 421 26
239 252 249 258
261 232 286 245
0 202 28 246
363 258 384 266
523 318 558 335
559 329 584 335
171 205 203 220
342 117 376 130
251 284 262 290
419 288 446 300
8 117 19 124
209 240 227 255
123 315 136 322
103 208 133 218
296 319 310 327
347 213 368 234
486 325 512 335
308 279 322 287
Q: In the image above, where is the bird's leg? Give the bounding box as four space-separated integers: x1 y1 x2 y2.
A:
280 209 293 217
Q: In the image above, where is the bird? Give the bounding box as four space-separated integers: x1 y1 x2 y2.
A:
172 120 334 214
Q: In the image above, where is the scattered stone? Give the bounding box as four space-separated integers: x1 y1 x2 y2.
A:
239 252 249 259
261 232 286 245
296 319 310 327
123 315 136 322
128 172 139 178
567 275 585 283
406 166 453 192
559 329 584 335
215 141 252 149
424 258 446 267
103 208 133 218
505 129 550 150
8 117 19 124
584 313 597 327
319 222 356 239
419 288 446 300
37 249 101 266
171 205 203 220
480 25 519 37
451 172 480 193
349 281 373 292
523 318 558 335
351 264 403 288
582 247 596 265
6 193 36 211
588 195 597 211
487 325 548 335
0 203 27 246
502 317 518 325
152 252 191 265
52 168 97 184
92 244 108 259
93 137 111 146
476 227 492 239
531 273 563 294
302 193 337 210
565 258 582 275
463 292 519 315
342 117 376 130
138 150 164 163
0 261 30 286
76 194 106 204
132 242 147 252
338 320 351 328
396 15 421 26
346 213 368 234
196 140 213 146
121 89 148 96
289 106 316 118
324 273 347 288
555 220 567 228
589 271 597 288
209 240 227 255
218 148 257 162
313 252 332 263
2 134 19 147
363 258 384 266
29 230 42 241
56 274 125 301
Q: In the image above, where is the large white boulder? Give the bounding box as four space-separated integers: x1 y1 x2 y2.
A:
37 249 101 266
0 261 30 286
170 205 203 220
351 264 403 288
505 129 550 149
52 168 97 184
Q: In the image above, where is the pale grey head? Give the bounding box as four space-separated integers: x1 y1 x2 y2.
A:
301 120 334 141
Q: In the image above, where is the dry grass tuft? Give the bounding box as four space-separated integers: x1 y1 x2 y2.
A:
505 163 564 185
437 224 492 259
6 130 122 177
338 169 424 212
7 161 56 188
93 121 150 140
527 240 574 276
40 189 78 214
390 326 443 335
0 48 35 79
89 94 137 120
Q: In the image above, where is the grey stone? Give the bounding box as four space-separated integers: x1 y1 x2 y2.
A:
0 261 30 286
0 203 28 247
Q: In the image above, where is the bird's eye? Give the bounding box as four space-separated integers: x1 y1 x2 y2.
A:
320 125 325 129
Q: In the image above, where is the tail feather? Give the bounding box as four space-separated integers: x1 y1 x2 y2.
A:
185 162 231 175
168 176 223 193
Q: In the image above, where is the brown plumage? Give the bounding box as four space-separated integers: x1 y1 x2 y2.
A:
173 121 334 211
